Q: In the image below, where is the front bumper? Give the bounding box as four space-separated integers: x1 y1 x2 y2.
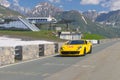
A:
60 51 83 56
61 51 80 55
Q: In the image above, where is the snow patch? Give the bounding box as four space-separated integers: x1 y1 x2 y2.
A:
82 16 88 24
0 37 54 47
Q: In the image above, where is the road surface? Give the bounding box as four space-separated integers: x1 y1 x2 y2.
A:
0 40 120 80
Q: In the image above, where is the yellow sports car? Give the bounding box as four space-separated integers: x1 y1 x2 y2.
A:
60 40 92 56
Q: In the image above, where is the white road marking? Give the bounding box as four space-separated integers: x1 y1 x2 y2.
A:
43 63 71 66
42 73 50 77
0 71 41 76
81 65 95 69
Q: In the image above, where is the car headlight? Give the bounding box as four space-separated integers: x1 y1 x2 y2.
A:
60 47 64 50
77 46 82 50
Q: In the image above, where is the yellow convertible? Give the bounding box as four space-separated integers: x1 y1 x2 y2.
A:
60 40 92 56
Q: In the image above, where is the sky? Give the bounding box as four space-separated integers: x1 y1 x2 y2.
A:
3 0 120 12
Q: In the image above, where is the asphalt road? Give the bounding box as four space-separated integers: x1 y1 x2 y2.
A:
0 40 120 80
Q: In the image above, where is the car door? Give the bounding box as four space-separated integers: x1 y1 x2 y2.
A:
85 40 90 53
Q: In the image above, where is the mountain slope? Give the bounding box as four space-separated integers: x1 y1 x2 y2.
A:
55 10 120 38
95 10 120 28
9 3 30 15
0 5 22 17
56 10 99 32
83 10 99 22
26 2 63 17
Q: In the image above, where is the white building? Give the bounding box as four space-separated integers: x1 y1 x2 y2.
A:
26 16 57 24
0 18 4 23
59 32 82 40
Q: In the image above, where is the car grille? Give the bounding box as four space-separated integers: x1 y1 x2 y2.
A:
61 51 80 54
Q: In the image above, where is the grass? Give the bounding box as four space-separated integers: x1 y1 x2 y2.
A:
0 30 63 42
0 30 105 41
83 33 105 40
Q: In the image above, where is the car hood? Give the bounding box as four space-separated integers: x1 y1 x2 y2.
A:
61 44 84 51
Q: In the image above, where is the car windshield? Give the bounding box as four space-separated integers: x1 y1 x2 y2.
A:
66 40 85 45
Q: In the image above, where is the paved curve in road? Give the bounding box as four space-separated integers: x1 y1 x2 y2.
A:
0 40 119 80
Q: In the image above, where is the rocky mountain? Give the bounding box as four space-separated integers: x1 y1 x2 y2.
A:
55 10 120 38
0 0 29 15
26 2 63 17
1 1 120 37
83 10 120 28
0 0 10 7
9 3 31 15
83 10 99 22
95 10 120 28
1 1 63 17
0 5 22 17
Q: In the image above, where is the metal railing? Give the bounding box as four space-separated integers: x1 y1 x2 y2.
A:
18 16 40 31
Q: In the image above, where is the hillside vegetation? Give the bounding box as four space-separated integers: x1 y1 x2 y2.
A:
55 10 120 38
0 30 105 41
83 33 105 40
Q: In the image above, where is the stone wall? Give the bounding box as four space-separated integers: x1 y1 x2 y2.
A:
58 42 64 52
44 44 55 56
0 47 14 66
0 43 65 66
22 45 39 61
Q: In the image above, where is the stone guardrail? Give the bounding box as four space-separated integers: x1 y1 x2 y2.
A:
0 38 120 67
99 38 120 44
14 43 59 61
0 43 62 66
0 47 15 66
87 38 120 45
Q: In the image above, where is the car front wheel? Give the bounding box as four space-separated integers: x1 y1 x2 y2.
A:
89 46 92 54
83 48 86 56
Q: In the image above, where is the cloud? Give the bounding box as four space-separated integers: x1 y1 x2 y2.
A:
80 0 100 5
48 0 60 3
80 0 120 11
110 0 120 10
0 0 10 7
101 0 120 11
13 0 19 6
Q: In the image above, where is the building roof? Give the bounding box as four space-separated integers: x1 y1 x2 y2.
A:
61 31 81 35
